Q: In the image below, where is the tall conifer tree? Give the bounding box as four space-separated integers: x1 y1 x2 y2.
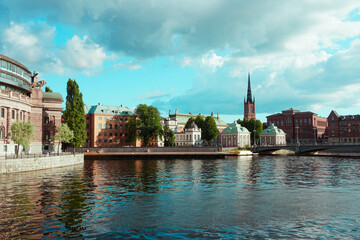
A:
63 79 86 152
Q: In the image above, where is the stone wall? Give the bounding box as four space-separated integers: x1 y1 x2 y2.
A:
74 146 219 153
0 153 84 174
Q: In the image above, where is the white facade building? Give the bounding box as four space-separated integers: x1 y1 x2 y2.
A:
260 124 286 145
221 121 250 148
175 122 201 146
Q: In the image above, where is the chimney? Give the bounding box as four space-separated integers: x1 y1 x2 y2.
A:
217 112 219 119
98 102 101 105
175 109 178 114
211 112 213 117
189 112 192 115
169 109 171 116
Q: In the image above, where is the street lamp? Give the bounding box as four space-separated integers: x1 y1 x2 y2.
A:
313 126 317 145
295 125 299 146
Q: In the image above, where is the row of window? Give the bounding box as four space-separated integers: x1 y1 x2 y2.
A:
175 134 201 141
98 139 125 143
98 117 129 121
97 123 127 130
0 107 27 120
1 60 31 81
0 72 31 87
98 132 128 137
270 118 316 126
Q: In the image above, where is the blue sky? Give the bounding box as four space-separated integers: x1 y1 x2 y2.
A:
1 1 360 123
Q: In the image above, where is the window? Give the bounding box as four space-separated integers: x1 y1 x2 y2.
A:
109 140 112 143
110 133 112 136
20 112 22 120
86 117 89 120
99 117 102 120
104 132 107 136
115 139 117 143
120 118 123 121
98 123 102 129
110 124 113 129
120 125 123 130
125 118 128 121
12 110 15 119
304 119 307 124
98 139 101 143
300 119 302 124
110 118 113 120
1 108 4 118
115 118 118 121
0 126 5 139
86 124 89 129
104 124 107 129
104 139 107 143
332 116 334 121
280 120 283 126
104 117 107 120
115 133 118 136
99 132 101 136
125 133 127 136
1 60 6 69
115 124 118 129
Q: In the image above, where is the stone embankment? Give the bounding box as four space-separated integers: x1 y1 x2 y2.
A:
0 153 84 174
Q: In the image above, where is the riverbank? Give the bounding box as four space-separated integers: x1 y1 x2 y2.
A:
0 153 84 174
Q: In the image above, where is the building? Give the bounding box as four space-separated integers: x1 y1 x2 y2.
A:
0 54 63 155
260 124 286 146
175 122 202 146
220 121 250 148
165 110 228 145
244 72 255 120
84 103 140 147
266 108 327 144
327 110 360 144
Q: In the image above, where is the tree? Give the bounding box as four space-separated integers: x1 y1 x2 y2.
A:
45 86 53 92
127 104 163 146
53 123 74 154
63 79 87 152
163 125 175 147
195 115 205 139
237 118 263 145
11 121 34 157
184 117 195 128
202 116 218 144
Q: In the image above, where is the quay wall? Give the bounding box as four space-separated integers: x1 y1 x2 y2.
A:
0 154 84 174
74 146 219 153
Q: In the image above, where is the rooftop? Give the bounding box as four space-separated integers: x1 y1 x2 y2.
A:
260 124 286 135
84 103 135 116
169 112 227 127
42 92 63 101
221 121 250 134
0 54 31 73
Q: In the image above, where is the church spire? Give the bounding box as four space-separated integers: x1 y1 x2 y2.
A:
246 71 253 103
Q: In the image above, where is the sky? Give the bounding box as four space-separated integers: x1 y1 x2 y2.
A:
0 0 360 123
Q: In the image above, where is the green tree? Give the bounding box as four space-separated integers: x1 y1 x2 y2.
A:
10 121 34 157
63 79 87 152
45 86 53 92
127 104 163 146
163 125 175 147
184 117 196 128
237 118 263 145
195 115 205 139
203 116 218 144
53 123 74 154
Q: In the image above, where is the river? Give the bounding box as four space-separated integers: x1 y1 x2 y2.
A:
0 156 360 239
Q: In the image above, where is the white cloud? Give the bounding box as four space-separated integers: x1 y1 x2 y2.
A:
200 51 226 72
178 57 192 68
59 35 107 70
114 61 142 70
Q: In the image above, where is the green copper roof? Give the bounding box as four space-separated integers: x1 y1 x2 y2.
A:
84 104 135 116
260 124 286 135
221 121 250 134
42 92 63 101
169 113 227 127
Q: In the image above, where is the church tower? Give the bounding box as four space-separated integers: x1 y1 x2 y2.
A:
244 72 256 120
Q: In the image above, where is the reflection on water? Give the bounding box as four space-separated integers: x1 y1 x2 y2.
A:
0 156 360 239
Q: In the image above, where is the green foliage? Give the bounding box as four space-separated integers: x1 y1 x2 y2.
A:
53 123 74 153
184 117 196 128
203 116 218 144
163 125 175 147
45 86 53 92
237 118 263 144
63 79 87 151
194 115 205 129
11 121 34 157
127 104 163 146
126 118 141 143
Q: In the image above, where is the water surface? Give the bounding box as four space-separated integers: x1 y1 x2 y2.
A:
1 156 360 239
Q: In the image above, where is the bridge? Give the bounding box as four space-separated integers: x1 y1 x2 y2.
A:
252 143 360 155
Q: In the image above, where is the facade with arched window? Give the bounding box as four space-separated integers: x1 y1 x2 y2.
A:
260 124 286 146
221 121 250 148
175 122 202 146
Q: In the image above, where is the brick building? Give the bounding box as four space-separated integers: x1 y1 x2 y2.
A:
266 108 327 144
327 110 360 144
0 54 63 155
244 72 255 120
84 103 140 147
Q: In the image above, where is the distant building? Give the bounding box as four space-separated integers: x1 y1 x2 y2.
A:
84 103 139 147
220 121 250 148
260 124 286 146
0 54 63 155
266 108 327 144
165 109 227 145
244 72 255 120
175 122 201 146
327 110 360 144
